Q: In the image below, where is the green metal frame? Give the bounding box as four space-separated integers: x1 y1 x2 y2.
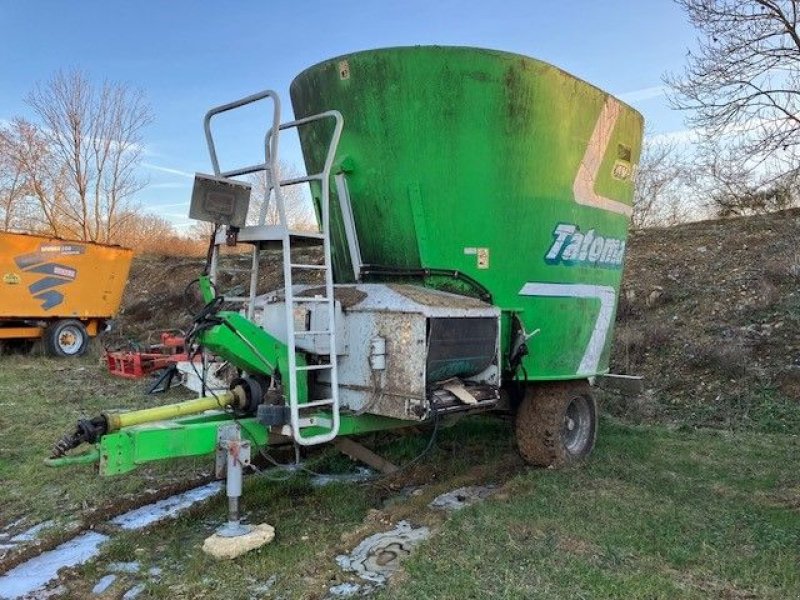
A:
54 411 409 476
195 275 308 402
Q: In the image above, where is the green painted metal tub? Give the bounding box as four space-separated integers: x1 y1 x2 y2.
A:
290 46 643 380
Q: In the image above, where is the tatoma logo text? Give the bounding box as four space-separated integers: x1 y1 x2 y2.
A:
545 223 625 268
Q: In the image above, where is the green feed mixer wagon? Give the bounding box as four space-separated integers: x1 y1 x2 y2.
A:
50 47 643 542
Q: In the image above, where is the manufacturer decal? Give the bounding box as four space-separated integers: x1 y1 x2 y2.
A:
611 160 632 181
545 223 625 268
2 273 21 284
13 243 81 310
464 247 491 269
40 244 85 255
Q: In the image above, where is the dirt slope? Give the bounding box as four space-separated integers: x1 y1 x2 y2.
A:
113 248 322 344
114 209 800 430
610 208 800 431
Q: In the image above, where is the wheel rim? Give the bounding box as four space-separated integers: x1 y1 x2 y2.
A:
563 394 593 455
57 325 83 355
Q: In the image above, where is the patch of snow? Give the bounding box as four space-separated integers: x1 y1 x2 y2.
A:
311 467 374 487
326 581 375 597
249 574 276 595
107 561 140 574
429 485 496 511
91 574 117 595
0 531 109 599
109 482 223 530
336 520 430 584
122 583 145 599
0 518 26 537
0 482 224 598
9 520 55 543
28 584 67 599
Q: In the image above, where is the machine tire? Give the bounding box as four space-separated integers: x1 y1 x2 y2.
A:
515 381 597 468
44 319 89 357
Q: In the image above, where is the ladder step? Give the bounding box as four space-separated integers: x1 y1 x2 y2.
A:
278 173 323 187
290 263 327 270
299 398 335 409
289 231 325 239
296 363 333 372
295 330 332 336
292 296 330 303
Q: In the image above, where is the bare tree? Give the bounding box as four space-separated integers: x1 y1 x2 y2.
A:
696 139 800 215
633 139 683 228
24 70 153 242
112 211 175 250
246 162 317 231
666 0 800 200
0 127 27 231
632 138 707 227
0 118 70 235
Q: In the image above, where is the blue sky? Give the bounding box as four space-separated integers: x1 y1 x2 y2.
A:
0 1 695 230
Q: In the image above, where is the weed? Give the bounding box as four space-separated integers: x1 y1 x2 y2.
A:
686 340 752 379
763 251 800 285
614 322 673 373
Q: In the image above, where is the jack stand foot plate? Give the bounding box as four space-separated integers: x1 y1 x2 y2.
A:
216 521 254 538
202 523 275 560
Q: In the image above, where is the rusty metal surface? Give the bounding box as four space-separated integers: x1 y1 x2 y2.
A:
387 284 489 309
301 286 368 309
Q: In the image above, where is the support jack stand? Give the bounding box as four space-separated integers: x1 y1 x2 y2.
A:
202 423 275 559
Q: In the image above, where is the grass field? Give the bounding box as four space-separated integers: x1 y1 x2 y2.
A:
1 354 799 599
0 354 210 526
385 423 800 599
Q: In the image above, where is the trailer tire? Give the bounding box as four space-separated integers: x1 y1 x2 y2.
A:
44 319 89 357
515 382 597 468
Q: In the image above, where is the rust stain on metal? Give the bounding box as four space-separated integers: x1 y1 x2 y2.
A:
388 284 488 309
302 286 367 309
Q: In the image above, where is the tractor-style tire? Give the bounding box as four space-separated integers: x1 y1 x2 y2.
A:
515 381 597 467
44 319 89 358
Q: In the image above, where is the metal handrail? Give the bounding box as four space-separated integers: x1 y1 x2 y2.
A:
203 90 281 178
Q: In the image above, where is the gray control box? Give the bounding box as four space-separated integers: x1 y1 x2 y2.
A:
189 173 251 227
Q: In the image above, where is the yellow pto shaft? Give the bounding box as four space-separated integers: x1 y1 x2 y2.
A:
50 383 254 460
104 390 238 432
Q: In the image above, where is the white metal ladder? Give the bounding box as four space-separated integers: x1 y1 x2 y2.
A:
203 90 343 446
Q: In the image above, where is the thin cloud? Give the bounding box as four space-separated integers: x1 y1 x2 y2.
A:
647 113 797 146
146 201 190 208
142 162 194 178
618 85 668 104
148 182 190 190
647 128 700 145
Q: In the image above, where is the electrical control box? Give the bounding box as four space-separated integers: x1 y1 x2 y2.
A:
189 173 251 227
